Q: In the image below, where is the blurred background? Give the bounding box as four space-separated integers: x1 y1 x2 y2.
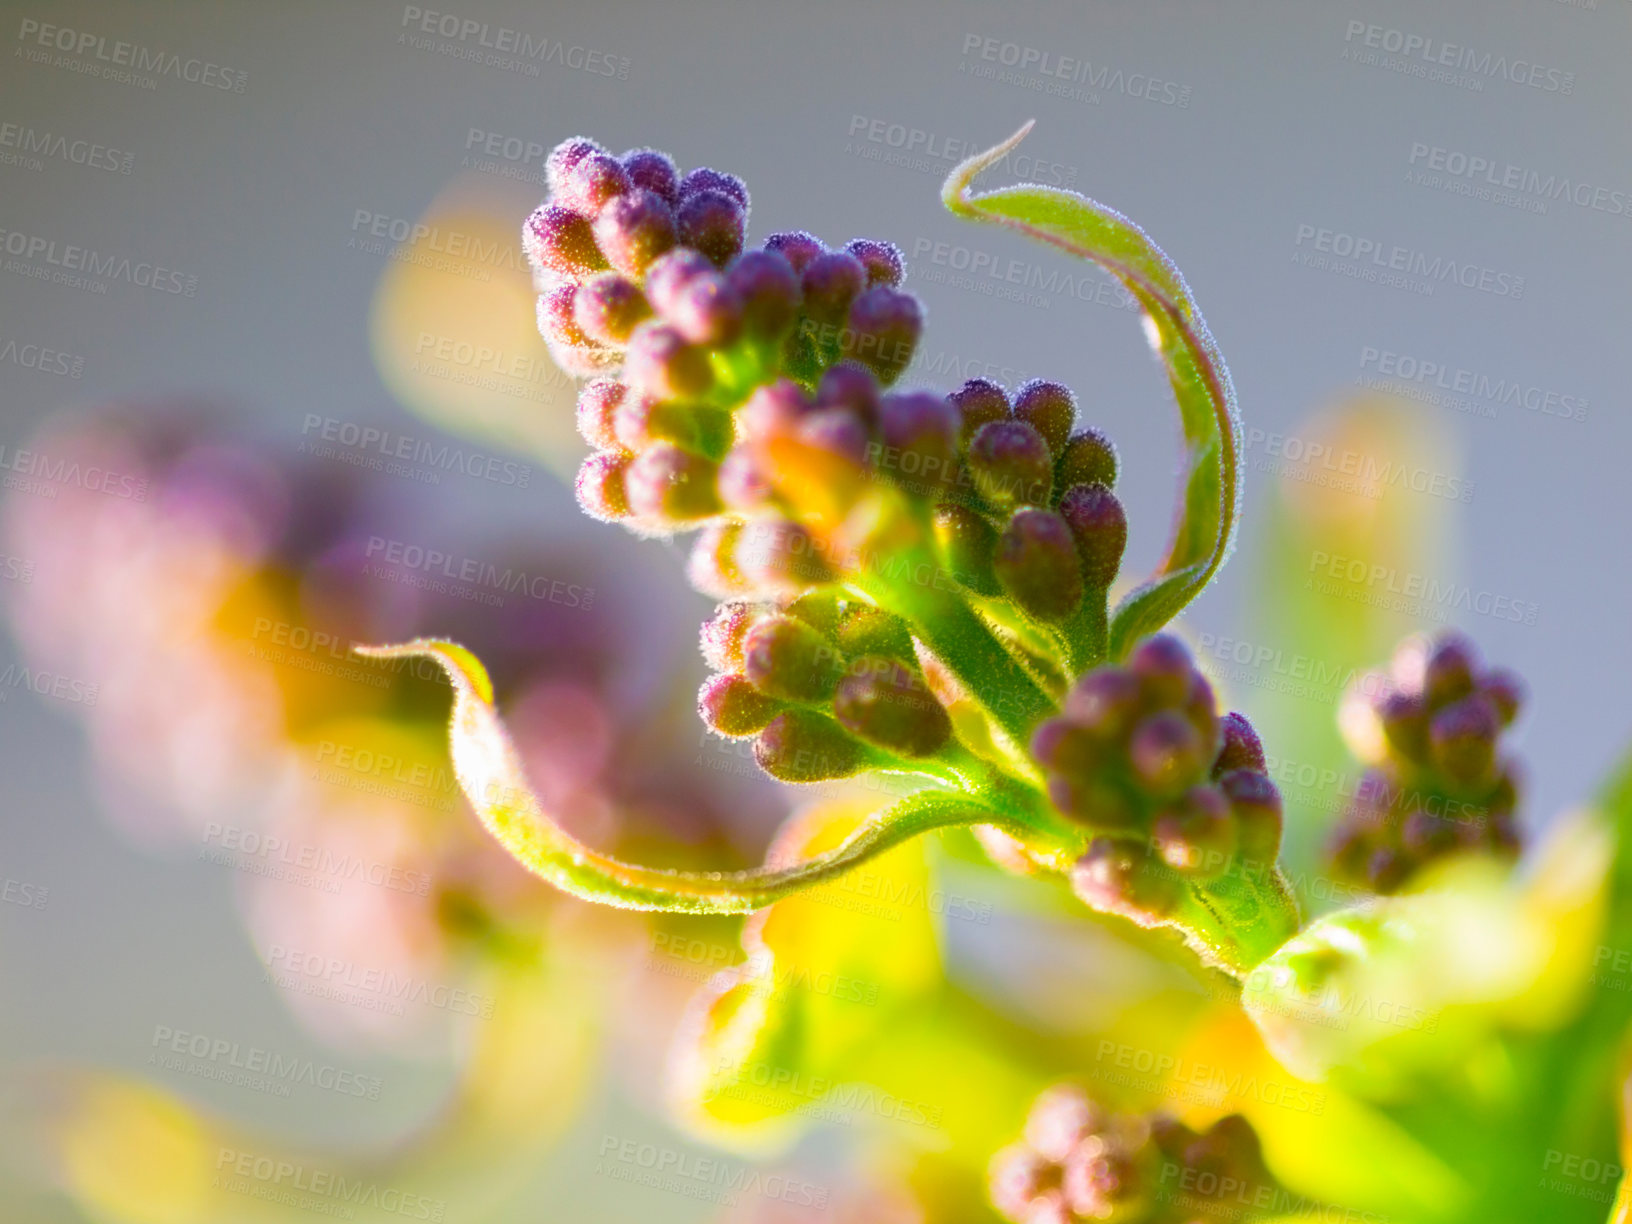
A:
0 0 1627 1220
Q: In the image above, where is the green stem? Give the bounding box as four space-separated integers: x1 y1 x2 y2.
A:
1059 588 1110 676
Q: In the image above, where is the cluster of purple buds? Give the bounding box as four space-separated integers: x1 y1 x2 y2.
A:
990 1084 1279 1224
1329 631 1524 894
1030 636 1284 915
695 591 952 782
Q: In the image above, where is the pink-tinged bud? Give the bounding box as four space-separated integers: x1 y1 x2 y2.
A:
878 391 959 496
679 167 749 208
744 616 846 702
573 272 652 346
666 270 743 346
1058 428 1119 489
524 204 608 279
677 190 746 266
1012 379 1077 456
624 443 721 522
576 379 626 449
1423 632 1479 706
1063 668 1145 739
843 238 905 288
764 230 825 275
538 285 618 376
1377 689 1430 762
738 378 811 440
797 408 872 466
949 378 1011 445
1128 635 1196 708
1129 710 1207 799
815 363 880 421
754 710 867 782
1070 837 1183 922
1481 669 1524 726
833 656 951 757
716 445 771 511
933 503 1002 597
846 287 923 385
1219 768 1282 865
623 322 714 400
620 148 679 204
1048 775 1142 831
593 189 677 277
1214 712 1267 774
699 673 781 736
727 250 801 341
1152 785 1235 879
687 522 748 600
575 451 631 521
644 248 715 315
701 601 759 672
1429 693 1500 788
1024 1086 1103 1164
1057 482 1126 587
545 137 606 196
994 508 1083 622
1031 717 1104 776
801 251 867 324
611 395 726 454
969 420 1054 510
734 518 836 591
557 151 631 217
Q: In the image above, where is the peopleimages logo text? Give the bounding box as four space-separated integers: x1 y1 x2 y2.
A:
15 18 248 91
1342 22 1575 93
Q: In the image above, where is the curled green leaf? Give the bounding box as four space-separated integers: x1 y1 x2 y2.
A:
355 638 1023 913
942 121 1243 660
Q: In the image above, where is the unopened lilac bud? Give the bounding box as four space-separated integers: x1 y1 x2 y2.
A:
1214 712 1267 775
624 443 721 522
624 322 714 400
1012 379 1077 456
1423 633 1479 707
1153 785 1235 879
1057 482 1126 587
699 673 781 736
833 656 951 757
576 379 625 449
593 189 677 277
621 148 679 204
679 167 748 208
1378 690 1430 762
1050 776 1142 832
1071 837 1183 922
677 190 746 266
573 272 652 346
763 231 825 275
524 204 608 279
1429 694 1500 788
754 710 867 782
744 616 846 703
644 248 715 314
843 238 905 288
846 287 923 385
538 285 617 376
612 395 726 455
1129 710 1207 799
667 270 743 346
1219 768 1282 865
1401 811 1458 858
726 250 801 341
558 151 631 217
1058 428 1119 489
836 605 916 663
1480 668 1524 726
1128 635 1196 708
949 378 1011 446
738 378 811 440
933 503 1002 597
1063 668 1144 739
994 508 1083 622
734 518 835 590
879 391 959 496
716 445 771 511
801 251 867 324
797 408 871 465
701 601 759 672
688 524 745 600
546 137 605 196
1031 717 1104 777
785 590 845 638
969 420 1054 510
575 451 631 521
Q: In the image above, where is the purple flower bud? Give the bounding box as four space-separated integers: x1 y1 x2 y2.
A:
1070 837 1183 923
994 507 1083 622
843 238 905 287
1152 785 1235 879
624 443 721 522
538 285 618 376
754 710 867 782
738 378 811 440
726 250 801 341
969 420 1054 510
801 251 867 325
878 391 959 497
1423 632 1479 707
1480 668 1524 726
949 379 1011 445
1213 712 1267 775
524 204 608 279
796 407 872 465
764 230 825 275
623 322 714 400
620 148 679 204
833 656 951 757
734 518 836 591
1219 768 1282 866
846 287 924 385
1401 810 1458 858
677 189 746 266
1128 635 1196 708
1377 689 1430 762
933 503 1002 597
593 189 677 277
1058 428 1119 489
687 523 747 599
1057 482 1126 588
557 151 631 217
644 248 715 315
545 137 606 197
1012 379 1077 457
1031 717 1104 777
699 673 781 736
572 272 652 346
1129 710 1207 799
815 364 881 422
1063 668 1144 739
575 451 631 521
666 270 743 347
1429 693 1500 788
701 601 759 672
716 445 772 511
743 616 846 703
679 167 749 208
575 379 626 449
